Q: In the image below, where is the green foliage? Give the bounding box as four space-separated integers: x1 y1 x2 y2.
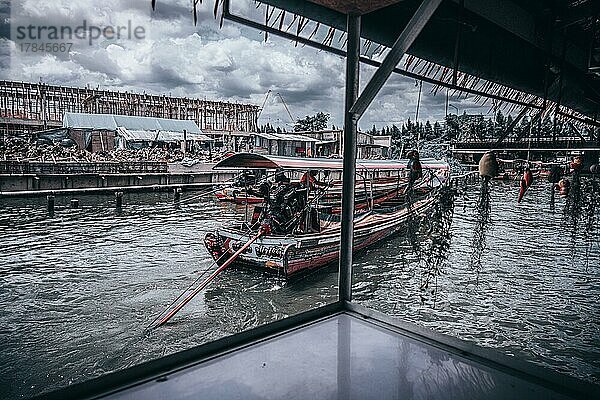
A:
294 112 330 132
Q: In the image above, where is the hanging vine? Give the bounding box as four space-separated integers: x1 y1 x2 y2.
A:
417 186 456 306
468 152 497 284
580 178 599 273
468 177 492 284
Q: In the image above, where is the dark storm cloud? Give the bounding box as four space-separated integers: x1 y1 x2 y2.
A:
150 63 194 88
0 0 10 39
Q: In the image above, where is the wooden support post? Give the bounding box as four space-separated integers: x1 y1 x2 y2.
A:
47 195 55 217
115 191 123 210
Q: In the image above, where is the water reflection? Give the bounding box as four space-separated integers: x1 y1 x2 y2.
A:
469 178 492 284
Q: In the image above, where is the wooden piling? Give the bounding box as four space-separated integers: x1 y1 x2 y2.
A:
47 195 55 217
115 191 123 210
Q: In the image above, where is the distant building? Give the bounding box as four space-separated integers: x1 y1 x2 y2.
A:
252 132 317 157
62 112 213 152
300 129 341 157
366 134 392 158
300 130 391 158
200 129 317 156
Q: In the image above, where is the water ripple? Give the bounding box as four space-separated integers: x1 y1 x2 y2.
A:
0 183 598 399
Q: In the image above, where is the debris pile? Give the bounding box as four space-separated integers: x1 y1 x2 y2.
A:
0 137 220 163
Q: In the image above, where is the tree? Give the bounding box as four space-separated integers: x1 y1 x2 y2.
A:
495 110 506 130
444 115 460 140
485 119 495 139
294 112 330 132
433 121 443 138
424 120 433 140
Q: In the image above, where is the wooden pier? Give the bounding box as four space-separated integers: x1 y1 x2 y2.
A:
0 160 236 197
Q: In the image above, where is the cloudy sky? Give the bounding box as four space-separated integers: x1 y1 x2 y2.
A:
0 0 486 130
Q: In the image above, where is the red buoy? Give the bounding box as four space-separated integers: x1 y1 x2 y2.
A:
517 168 534 203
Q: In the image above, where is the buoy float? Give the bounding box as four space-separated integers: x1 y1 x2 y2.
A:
517 167 534 203
570 156 583 172
479 152 498 180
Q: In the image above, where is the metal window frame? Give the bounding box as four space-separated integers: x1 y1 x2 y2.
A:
31 2 600 399
36 301 598 399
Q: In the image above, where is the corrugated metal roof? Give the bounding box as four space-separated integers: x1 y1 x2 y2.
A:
118 128 213 143
63 112 202 134
279 133 318 142
64 113 118 130
315 140 338 145
253 131 281 140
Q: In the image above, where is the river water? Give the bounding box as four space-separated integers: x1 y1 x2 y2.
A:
0 179 598 399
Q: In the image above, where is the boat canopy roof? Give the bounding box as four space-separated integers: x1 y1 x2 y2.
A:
213 153 449 171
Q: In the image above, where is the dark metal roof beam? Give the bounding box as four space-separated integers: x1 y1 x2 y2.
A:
455 0 588 72
255 0 598 118
223 4 549 113
350 0 443 119
567 121 588 143
555 1 600 30
223 3 543 111
494 104 530 146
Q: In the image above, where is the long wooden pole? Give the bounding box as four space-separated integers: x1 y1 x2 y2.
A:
155 229 264 328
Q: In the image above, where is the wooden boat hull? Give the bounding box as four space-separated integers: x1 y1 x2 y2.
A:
204 195 436 279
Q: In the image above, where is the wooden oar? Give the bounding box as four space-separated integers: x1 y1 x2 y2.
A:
154 229 264 328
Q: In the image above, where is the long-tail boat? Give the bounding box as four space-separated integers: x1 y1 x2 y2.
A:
204 153 450 279
215 158 419 209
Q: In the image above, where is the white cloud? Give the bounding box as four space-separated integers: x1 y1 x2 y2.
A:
1 0 489 130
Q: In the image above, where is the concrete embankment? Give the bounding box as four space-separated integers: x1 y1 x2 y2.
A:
0 162 236 198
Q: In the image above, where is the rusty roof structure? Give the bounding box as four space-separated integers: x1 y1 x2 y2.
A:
194 0 599 129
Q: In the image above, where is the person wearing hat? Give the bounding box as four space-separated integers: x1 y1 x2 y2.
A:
407 150 423 186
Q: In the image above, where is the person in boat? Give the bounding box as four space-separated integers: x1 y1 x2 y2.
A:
248 169 291 205
300 170 326 190
407 150 423 186
274 168 290 184
234 170 256 187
